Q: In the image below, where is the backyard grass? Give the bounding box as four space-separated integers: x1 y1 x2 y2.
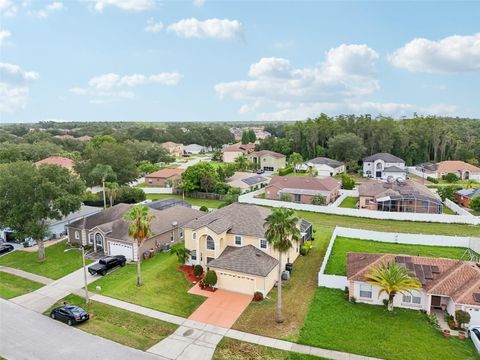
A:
45 294 177 350
0 241 91 280
89 251 205 317
324 237 470 276
233 225 333 341
338 196 358 208
146 193 223 208
299 287 478 360
443 206 456 215
0 272 43 299
213 338 324 360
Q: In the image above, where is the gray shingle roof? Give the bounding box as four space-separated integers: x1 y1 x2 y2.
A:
456 188 480 198
208 245 278 277
300 219 312 233
185 203 271 237
383 165 406 173
307 157 344 168
363 153 404 163
68 203 131 230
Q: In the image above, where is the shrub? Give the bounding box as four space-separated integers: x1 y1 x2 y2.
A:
278 166 293 176
382 299 389 307
341 173 355 190
199 205 209 212
300 245 309 256
203 270 218 286
470 196 480 211
427 176 438 184
343 287 350 300
442 172 459 183
455 310 471 328
349 296 356 303
193 264 204 277
116 186 146 203
437 185 462 201
311 195 326 205
253 291 264 302
425 313 439 328
279 193 291 202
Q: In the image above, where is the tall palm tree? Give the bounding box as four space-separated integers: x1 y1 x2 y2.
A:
90 164 116 209
124 205 156 287
105 181 119 207
264 207 301 323
365 261 421 311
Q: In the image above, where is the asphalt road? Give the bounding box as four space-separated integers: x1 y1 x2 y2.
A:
0 299 165 360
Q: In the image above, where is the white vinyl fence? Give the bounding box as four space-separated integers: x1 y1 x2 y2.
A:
445 198 474 217
140 187 173 194
317 226 478 290
239 190 480 225
330 189 359 207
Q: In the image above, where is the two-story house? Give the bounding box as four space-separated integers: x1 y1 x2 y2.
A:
249 150 286 172
184 203 312 296
362 153 406 180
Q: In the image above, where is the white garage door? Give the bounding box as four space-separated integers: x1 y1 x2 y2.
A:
468 307 480 325
108 241 134 261
215 271 255 295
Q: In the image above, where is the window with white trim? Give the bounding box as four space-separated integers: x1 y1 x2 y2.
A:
191 250 197 260
179 227 184 238
359 284 372 299
206 236 215 250
192 232 196 240
234 235 242 246
260 239 267 249
402 292 421 305
75 231 80 240
88 233 94 245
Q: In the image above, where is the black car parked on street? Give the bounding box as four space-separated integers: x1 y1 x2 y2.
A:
50 305 89 326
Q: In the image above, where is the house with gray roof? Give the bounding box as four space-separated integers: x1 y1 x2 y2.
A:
66 203 203 261
362 152 406 180
184 203 312 295
304 157 345 177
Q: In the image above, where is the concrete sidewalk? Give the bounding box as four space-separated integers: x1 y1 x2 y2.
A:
0 266 54 285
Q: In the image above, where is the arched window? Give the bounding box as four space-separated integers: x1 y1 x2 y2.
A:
206 236 215 250
376 162 383 170
95 233 104 248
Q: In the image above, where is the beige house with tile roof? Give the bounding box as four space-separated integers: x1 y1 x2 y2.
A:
222 143 256 163
160 141 184 157
249 150 286 172
184 203 312 296
347 253 480 325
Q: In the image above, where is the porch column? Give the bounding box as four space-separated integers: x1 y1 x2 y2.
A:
196 237 200 266
426 294 432 314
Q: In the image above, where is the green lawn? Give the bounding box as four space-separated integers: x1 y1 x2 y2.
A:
146 193 223 208
338 196 358 208
0 272 43 299
0 241 91 280
89 251 205 317
214 338 324 360
325 237 468 276
45 294 177 350
443 206 456 215
299 287 478 360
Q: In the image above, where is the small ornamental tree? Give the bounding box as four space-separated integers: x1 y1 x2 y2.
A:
170 243 191 264
437 185 461 201
193 265 204 277
455 310 471 328
203 270 218 287
341 173 355 190
311 195 326 205
442 173 460 183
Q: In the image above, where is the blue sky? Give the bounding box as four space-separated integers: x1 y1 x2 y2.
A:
1 0 479 123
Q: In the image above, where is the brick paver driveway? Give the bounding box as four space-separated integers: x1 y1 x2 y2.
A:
188 285 252 328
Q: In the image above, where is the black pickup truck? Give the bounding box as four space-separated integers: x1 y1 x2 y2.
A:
88 255 126 276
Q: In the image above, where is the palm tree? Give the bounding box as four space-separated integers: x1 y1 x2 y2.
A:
105 181 119 207
90 164 116 209
124 205 156 287
365 261 421 311
264 207 301 323
288 152 303 173
235 154 251 172
170 243 191 264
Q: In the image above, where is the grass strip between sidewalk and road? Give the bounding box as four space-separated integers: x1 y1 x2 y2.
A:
0 271 43 299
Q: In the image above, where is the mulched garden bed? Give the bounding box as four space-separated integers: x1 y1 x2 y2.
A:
177 265 201 284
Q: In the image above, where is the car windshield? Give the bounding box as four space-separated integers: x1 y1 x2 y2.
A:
66 306 84 315
473 328 480 340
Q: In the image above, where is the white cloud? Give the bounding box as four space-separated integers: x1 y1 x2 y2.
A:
389 33 480 72
0 0 17 16
167 18 242 40
47 2 64 11
71 71 182 103
93 0 154 12
29 1 64 18
0 30 11 45
145 18 163 33
0 62 39 113
192 0 205 7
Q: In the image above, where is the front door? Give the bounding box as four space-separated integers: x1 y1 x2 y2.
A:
95 233 104 251
431 295 441 308
376 171 382 178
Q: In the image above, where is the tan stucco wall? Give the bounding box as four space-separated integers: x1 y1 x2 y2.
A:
211 265 278 295
251 155 286 171
222 151 244 163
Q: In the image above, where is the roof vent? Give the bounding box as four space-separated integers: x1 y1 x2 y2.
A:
172 221 178 226
255 252 262 257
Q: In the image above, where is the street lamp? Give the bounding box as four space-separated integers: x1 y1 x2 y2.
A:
64 246 91 304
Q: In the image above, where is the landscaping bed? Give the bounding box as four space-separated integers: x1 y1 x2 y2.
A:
213 338 324 360
177 265 201 284
0 241 91 280
0 272 43 299
324 237 469 276
299 287 478 360
45 294 177 351
88 252 205 317
338 196 358 208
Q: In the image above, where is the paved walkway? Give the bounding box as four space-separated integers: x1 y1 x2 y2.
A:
187 284 252 328
0 266 54 285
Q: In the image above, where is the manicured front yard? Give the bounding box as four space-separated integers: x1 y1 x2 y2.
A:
338 196 358 208
45 294 177 350
0 241 91 280
146 193 223 208
233 226 333 341
324 237 469 276
214 338 324 360
299 287 478 360
89 251 205 317
0 272 43 299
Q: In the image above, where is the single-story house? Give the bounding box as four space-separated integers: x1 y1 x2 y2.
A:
226 172 269 193
222 143 256 163
358 179 443 214
144 168 184 187
304 157 345 177
35 156 75 171
347 253 480 325
265 176 341 205
160 141 184 157
363 153 406 180
416 161 480 180
455 188 480 209
249 150 286 172
184 144 204 154
66 203 203 261
184 203 312 295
